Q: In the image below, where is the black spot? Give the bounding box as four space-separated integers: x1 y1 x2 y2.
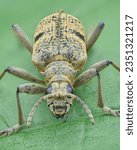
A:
34 32 44 42
73 30 85 42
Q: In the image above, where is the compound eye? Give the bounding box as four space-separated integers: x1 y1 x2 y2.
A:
66 84 73 93
47 84 52 94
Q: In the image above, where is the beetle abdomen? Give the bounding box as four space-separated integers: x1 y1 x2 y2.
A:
32 11 87 71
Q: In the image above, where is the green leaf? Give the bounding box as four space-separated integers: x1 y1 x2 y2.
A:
0 0 120 150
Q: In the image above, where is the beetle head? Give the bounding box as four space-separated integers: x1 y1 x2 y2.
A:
46 82 74 119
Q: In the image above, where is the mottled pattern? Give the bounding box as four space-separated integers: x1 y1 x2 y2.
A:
0 10 120 136
42 61 76 84
32 11 87 73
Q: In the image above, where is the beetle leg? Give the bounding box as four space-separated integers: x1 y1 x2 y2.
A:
12 24 33 53
74 59 120 117
0 123 22 137
0 66 45 84
96 70 120 116
0 83 47 136
74 59 119 87
86 22 105 51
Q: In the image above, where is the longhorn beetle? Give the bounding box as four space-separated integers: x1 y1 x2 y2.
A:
0 10 120 136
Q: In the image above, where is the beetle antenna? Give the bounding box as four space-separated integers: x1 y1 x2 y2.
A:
27 95 48 128
75 96 94 125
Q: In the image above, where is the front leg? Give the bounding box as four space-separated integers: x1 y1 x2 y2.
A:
74 59 120 117
0 83 47 137
0 66 45 84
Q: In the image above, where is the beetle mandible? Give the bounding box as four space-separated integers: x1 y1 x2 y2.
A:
0 10 120 136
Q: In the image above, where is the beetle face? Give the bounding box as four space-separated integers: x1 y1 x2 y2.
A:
47 95 73 118
46 82 74 118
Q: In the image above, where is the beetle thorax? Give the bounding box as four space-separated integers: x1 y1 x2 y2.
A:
41 61 77 84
